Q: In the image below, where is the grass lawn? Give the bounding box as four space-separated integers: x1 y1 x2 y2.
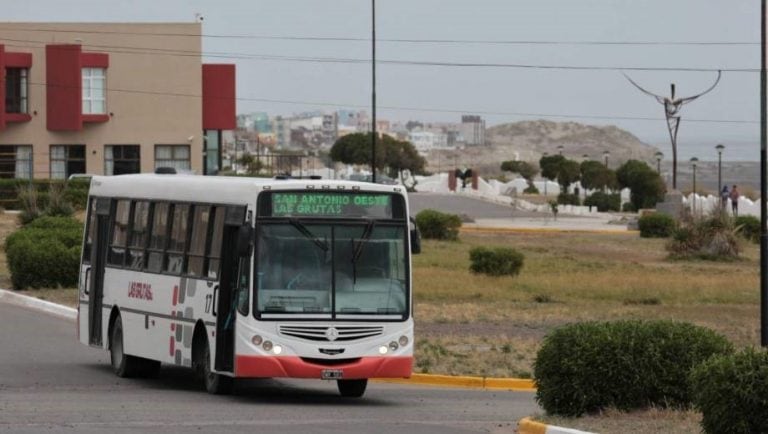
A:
2 211 758 432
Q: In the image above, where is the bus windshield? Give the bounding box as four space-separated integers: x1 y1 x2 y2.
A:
256 221 408 317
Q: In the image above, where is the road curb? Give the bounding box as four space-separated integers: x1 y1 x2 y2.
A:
374 373 536 392
518 417 594 434
0 289 77 320
0 289 537 393
461 227 637 235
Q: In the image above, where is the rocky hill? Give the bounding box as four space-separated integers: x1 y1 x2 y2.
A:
427 120 660 174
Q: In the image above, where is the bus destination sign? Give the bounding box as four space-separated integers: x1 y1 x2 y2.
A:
270 192 393 218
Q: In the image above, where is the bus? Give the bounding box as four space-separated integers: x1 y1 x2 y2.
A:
77 174 420 398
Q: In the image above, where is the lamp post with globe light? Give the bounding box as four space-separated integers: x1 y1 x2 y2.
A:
690 157 699 215
655 151 664 174
715 143 725 194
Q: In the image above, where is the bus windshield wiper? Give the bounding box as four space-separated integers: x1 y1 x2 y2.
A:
289 218 328 252
351 220 376 283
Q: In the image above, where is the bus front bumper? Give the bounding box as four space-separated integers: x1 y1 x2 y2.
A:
234 355 413 379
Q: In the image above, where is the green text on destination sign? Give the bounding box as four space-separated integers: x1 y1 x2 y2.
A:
271 193 391 217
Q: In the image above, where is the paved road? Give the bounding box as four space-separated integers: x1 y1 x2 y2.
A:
0 302 539 433
408 192 538 219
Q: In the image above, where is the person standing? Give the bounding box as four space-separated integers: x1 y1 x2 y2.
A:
720 185 730 211
730 185 740 216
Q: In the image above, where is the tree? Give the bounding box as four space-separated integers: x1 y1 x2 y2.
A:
384 136 426 182
556 160 581 190
237 153 263 175
616 159 666 210
501 160 539 191
330 133 384 168
330 133 425 183
580 160 618 191
539 155 566 182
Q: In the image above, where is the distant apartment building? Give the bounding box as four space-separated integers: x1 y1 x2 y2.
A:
237 112 271 133
271 112 338 150
0 22 236 178
458 115 486 146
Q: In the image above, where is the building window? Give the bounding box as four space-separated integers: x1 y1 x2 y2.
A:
82 67 106 114
155 145 190 172
0 145 32 179
105 145 140 175
50 145 86 180
5 68 28 114
204 130 220 175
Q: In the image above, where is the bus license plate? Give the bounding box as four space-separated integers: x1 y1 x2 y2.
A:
321 369 343 380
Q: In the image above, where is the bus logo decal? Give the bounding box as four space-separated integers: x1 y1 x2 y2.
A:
128 281 153 301
325 327 339 342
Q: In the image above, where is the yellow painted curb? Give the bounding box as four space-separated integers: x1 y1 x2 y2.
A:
517 417 548 434
461 226 638 235
373 373 536 392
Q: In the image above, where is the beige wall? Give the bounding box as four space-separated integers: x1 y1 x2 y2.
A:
0 22 204 178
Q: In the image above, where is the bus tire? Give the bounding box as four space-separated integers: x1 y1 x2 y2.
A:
110 314 141 378
337 379 367 398
200 337 233 395
138 358 161 378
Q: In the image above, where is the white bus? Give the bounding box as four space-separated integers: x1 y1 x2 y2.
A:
77 174 420 398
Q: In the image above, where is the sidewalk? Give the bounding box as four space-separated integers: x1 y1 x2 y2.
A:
463 215 634 233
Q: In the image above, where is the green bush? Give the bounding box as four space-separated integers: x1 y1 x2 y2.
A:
638 213 676 238
5 217 83 290
556 193 580 206
690 348 768 434
0 179 89 211
534 320 733 416
469 246 524 277
584 192 621 212
622 202 637 213
523 184 539 194
734 215 760 244
415 209 462 241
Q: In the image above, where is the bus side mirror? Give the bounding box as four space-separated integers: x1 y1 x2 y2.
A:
236 224 254 257
409 217 421 255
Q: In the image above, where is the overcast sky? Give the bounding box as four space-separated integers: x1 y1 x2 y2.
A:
2 0 760 160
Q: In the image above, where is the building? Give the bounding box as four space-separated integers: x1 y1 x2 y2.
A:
0 22 236 178
458 115 486 146
408 131 448 152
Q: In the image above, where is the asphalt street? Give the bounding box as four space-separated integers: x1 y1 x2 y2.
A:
408 192 538 220
0 302 539 434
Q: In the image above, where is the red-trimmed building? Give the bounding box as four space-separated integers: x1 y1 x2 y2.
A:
0 22 235 178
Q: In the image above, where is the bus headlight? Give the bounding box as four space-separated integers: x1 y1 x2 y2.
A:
273 345 283 355
263 341 273 352
389 341 399 351
378 345 388 355
252 335 263 346
399 335 409 347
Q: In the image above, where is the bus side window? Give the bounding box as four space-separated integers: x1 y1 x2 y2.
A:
82 198 97 264
236 257 250 316
166 204 190 275
108 200 130 266
206 207 226 280
147 202 170 273
127 201 150 270
186 205 211 277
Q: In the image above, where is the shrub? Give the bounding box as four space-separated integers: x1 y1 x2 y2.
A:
638 213 675 238
17 183 41 225
534 320 733 416
667 214 741 260
523 184 539 194
734 215 760 243
5 217 83 290
469 246 524 277
622 202 637 213
690 348 768 434
415 209 462 241
556 193 580 206
584 192 621 212
45 183 74 217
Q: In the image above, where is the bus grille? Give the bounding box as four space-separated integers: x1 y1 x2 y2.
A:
279 325 384 342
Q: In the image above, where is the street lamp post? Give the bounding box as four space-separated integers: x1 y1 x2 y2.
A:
557 145 564 156
690 157 699 215
715 143 725 194
603 150 610 168
655 151 664 174
542 152 549 196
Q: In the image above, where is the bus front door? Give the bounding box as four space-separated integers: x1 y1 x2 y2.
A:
214 218 242 372
89 199 110 347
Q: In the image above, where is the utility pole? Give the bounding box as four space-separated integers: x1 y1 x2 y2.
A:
371 0 377 184
761 0 767 347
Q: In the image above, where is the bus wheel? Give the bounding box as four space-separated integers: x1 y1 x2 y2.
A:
139 359 161 378
110 315 141 378
337 379 367 398
201 337 233 395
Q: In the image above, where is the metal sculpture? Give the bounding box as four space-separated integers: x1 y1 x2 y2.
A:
624 71 721 189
